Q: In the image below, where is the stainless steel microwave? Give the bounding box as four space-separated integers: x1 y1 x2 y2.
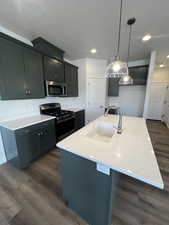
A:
46 81 67 97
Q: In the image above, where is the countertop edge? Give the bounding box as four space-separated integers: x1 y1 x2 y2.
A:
57 144 164 190
0 115 56 131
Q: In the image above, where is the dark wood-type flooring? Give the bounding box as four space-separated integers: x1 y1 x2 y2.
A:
0 120 169 225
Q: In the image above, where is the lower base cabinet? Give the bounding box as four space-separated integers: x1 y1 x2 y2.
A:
74 110 85 131
1 119 56 169
60 149 119 225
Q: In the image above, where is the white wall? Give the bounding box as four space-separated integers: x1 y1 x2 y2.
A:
70 58 87 109
71 58 108 123
108 86 146 117
107 59 149 117
151 68 169 120
86 59 108 122
153 67 169 82
144 51 169 120
143 51 157 118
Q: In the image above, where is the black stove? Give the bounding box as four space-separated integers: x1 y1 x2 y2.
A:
40 103 75 141
40 103 73 121
48 110 73 122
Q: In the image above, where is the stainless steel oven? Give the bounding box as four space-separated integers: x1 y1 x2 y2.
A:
46 81 67 97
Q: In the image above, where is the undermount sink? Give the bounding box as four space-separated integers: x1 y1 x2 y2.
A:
82 121 116 143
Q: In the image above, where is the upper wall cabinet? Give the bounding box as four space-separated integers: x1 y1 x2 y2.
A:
0 37 26 100
44 56 64 83
108 65 149 97
32 37 64 61
108 78 120 97
128 65 149 85
0 34 45 100
64 62 78 97
32 37 65 84
23 48 45 98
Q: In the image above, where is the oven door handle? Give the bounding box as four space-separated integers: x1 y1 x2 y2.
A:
57 116 75 124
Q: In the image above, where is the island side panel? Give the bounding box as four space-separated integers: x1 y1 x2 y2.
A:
59 148 119 225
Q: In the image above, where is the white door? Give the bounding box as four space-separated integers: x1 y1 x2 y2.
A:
86 78 106 123
146 83 168 120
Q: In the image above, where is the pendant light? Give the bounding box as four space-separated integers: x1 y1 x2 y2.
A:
105 0 128 78
119 18 136 85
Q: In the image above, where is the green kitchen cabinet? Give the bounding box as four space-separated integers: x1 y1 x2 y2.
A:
108 78 120 97
23 48 45 98
32 37 65 61
107 65 149 97
44 55 64 83
40 121 57 154
64 62 78 97
0 33 45 100
0 119 56 169
74 110 85 131
129 65 149 85
60 149 119 225
16 128 41 168
0 36 26 100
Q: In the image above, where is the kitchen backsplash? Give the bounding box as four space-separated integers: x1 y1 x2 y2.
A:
0 97 84 122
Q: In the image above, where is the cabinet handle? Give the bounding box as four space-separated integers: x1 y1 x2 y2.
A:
25 89 31 95
38 133 41 136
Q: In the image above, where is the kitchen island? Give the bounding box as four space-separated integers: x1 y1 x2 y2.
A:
57 115 164 225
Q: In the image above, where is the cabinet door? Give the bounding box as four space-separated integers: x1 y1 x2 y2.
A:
23 48 45 98
44 56 64 83
108 78 120 96
75 110 85 131
71 66 78 97
16 129 41 168
129 66 148 85
40 120 56 154
64 63 78 97
0 37 26 100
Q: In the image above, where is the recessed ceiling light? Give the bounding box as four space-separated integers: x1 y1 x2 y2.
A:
142 34 152 42
159 64 164 68
90 48 97 54
167 55 169 58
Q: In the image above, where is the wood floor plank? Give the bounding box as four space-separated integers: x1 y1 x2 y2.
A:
0 186 21 222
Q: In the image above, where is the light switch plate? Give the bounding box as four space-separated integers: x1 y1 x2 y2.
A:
96 163 110 175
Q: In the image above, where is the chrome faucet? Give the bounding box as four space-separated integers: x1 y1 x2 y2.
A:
104 106 123 134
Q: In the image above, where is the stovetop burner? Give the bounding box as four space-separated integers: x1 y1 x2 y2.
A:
40 103 74 122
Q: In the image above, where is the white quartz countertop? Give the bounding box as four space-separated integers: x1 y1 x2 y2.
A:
57 115 164 189
0 115 55 130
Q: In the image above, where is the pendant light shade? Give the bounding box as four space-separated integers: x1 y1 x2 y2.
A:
119 74 133 85
105 0 135 86
105 59 128 78
105 0 129 78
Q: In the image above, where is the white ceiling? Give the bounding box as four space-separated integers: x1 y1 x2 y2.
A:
0 0 169 62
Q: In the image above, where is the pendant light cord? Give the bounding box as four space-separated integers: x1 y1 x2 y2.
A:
127 24 132 66
116 0 123 58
